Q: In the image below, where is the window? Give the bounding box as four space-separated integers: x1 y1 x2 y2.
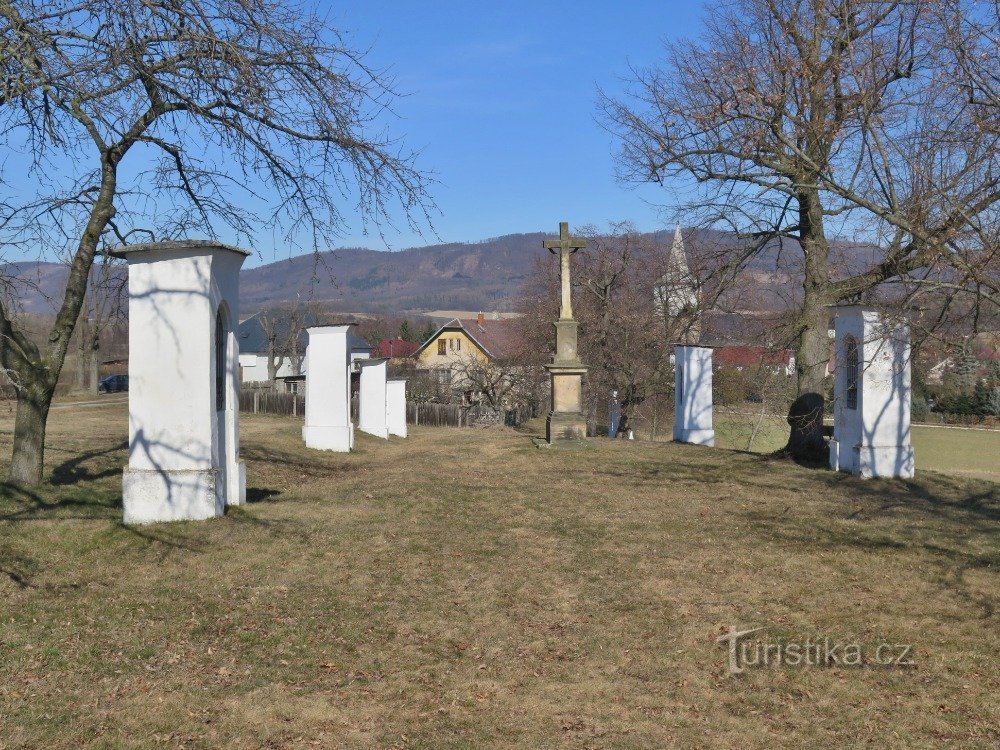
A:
437 339 447 356
844 336 859 410
449 338 461 352
215 307 226 411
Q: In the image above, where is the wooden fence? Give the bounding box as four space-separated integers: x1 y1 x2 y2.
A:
240 388 535 427
239 389 304 416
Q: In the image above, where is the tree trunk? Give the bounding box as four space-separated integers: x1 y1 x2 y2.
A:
76 317 90 391
785 186 831 462
0 144 118 486
787 317 829 461
267 354 282 393
76 345 88 390
89 344 100 395
9 387 52 485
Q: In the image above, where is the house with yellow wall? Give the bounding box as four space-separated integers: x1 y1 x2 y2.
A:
412 314 517 399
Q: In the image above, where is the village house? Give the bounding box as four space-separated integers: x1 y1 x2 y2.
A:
411 313 519 402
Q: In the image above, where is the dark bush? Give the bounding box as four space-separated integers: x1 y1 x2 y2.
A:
911 396 930 422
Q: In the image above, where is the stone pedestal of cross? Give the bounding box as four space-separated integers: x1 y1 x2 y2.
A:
542 222 589 445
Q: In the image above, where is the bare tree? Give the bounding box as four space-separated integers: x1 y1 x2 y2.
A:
259 308 293 392
578 223 726 436
448 352 542 411
258 301 318 390
916 2 1000 315
75 252 126 394
602 0 1000 459
0 0 434 484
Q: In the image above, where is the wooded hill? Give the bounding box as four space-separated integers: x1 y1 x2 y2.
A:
3 229 885 317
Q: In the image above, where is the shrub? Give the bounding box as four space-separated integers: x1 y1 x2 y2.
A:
714 368 748 406
911 396 930 422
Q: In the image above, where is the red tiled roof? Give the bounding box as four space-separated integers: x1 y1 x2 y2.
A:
714 345 792 367
455 318 519 359
413 317 520 360
375 338 420 358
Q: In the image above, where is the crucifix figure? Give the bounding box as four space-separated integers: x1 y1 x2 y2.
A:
544 221 586 320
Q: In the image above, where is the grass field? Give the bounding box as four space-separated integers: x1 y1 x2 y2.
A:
0 401 997 748
710 413 1000 482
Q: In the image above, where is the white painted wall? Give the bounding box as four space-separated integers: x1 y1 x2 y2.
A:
240 349 370 383
673 345 715 446
386 379 408 438
120 241 249 524
359 358 389 439
829 306 914 478
239 353 298 382
302 325 354 451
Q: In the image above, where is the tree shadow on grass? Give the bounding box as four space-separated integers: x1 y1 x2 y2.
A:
0 479 121 522
0 542 38 589
740 469 1000 619
49 439 128 486
817 470 1000 532
241 444 362 479
116 522 207 552
246 487 282 504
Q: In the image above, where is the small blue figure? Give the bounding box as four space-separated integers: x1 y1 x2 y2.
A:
608 389 621 439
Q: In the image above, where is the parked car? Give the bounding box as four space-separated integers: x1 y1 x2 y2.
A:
98 374 129 393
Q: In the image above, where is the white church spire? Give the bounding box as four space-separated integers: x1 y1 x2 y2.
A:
655 226 699 321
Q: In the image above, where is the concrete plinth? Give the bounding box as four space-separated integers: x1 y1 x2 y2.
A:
387 379 407 438
359 358 389 439
673 345 714 446
829 306 914 479
302 425 354 451
115 240 249 524
829 440 915 479
122 468 220 524
303 325 354 452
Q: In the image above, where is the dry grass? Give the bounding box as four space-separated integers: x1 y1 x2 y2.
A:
0 401 997 749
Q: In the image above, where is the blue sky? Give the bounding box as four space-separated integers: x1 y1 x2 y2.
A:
321 1 707 257
3 2 708 267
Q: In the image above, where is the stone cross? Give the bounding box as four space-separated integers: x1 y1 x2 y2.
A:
544 221 586 320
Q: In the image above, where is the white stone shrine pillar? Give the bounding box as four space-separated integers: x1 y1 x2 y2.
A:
829 305 914 478
302 325 354 451
386 379 408 438
116 241 249 524
358 358 389 439
673 345 715 446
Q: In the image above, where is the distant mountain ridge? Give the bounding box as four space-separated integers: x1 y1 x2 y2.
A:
3 229 875 317
241 232 552 314
3 232 574 317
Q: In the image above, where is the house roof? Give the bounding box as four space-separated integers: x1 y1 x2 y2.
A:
238 311 372 355
714 345 792 367
375 338 421 358
413 316 519 359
